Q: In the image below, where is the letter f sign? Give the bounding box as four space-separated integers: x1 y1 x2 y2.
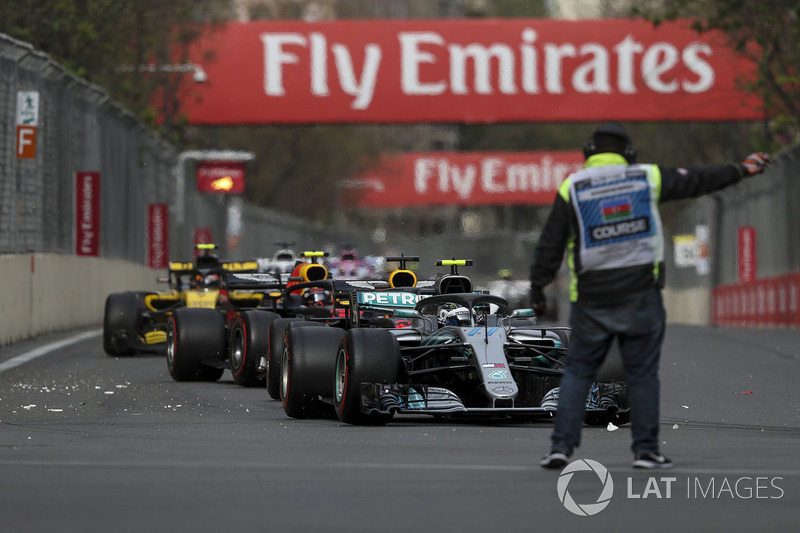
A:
16 126 37 158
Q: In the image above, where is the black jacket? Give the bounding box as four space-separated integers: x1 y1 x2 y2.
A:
530 153 746 304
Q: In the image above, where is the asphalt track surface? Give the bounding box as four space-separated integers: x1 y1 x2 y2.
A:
1 325 799 533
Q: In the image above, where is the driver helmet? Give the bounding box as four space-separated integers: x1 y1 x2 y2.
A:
303 288 331 307
438 306 472 327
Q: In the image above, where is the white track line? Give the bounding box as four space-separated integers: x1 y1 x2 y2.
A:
0 329 101 374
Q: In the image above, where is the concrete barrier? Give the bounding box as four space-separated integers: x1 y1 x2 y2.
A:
546 281 711 327
0 254 162 346
0 253 711 347
662 287 711 326
479 276 712 327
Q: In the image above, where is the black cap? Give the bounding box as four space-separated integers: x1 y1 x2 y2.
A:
584 122 637 163
592 122 631 142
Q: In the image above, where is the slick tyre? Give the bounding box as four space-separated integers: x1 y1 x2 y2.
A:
167 308 226 382
103 292 143 356
281 324 343 419
335 328 401 425
266 318 303 400
229 311 280 387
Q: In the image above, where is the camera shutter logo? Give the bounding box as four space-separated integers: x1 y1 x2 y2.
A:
557 459 614 516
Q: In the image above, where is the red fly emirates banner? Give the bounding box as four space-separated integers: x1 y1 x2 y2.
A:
148 203 169 269
75 171 100 256
183 18 761 124
342 151 584 208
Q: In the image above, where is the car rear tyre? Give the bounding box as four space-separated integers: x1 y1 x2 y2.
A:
229 311 280 387
103 292 143 356
167 308 226 382
266 318 303 399
281 324 343 419
335 328 400 425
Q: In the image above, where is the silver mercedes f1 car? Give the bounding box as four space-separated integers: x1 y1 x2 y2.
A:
279 260 629 426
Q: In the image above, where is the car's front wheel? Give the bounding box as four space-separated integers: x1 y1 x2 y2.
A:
334 328 400 425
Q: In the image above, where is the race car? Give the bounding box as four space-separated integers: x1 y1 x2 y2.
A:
264 254 421 400
279 259 630 426
102 244 259 357
257 241 298 275
165 251 338 386
329 248 373 280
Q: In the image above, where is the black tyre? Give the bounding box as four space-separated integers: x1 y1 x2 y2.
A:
103 292 143 356
584 409 630 427
266 318 303 399
281 325 343 419
167 308 226 382
334 328 401 425
584 382 629 426
229 311 280 387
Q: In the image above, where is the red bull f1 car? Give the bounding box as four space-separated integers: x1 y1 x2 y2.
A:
165 251 336 386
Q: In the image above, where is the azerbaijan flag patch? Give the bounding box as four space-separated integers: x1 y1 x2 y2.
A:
601 197 632 222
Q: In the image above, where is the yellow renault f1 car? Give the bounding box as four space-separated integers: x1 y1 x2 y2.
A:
102 244 260 357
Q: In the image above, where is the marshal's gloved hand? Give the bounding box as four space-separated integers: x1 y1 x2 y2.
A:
530 285 546 318
740 152 772 177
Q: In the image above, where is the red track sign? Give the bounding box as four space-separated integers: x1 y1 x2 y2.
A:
738 226 757 283
342 151 584 208
148 203 169 269
196 161 246 193
183 18 761 125
75 172 100 256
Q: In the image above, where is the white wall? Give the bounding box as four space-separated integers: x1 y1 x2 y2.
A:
550 279 711 326
662 287 711 326
0 254 163 346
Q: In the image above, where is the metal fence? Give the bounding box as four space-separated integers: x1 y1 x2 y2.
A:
0 33 175 262
0 33 363 266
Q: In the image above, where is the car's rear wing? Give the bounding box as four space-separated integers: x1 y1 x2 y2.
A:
225 271 284 290
168 260 259 273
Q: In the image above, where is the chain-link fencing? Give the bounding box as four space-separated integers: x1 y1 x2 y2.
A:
0 32 365 267
0 33 175 261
